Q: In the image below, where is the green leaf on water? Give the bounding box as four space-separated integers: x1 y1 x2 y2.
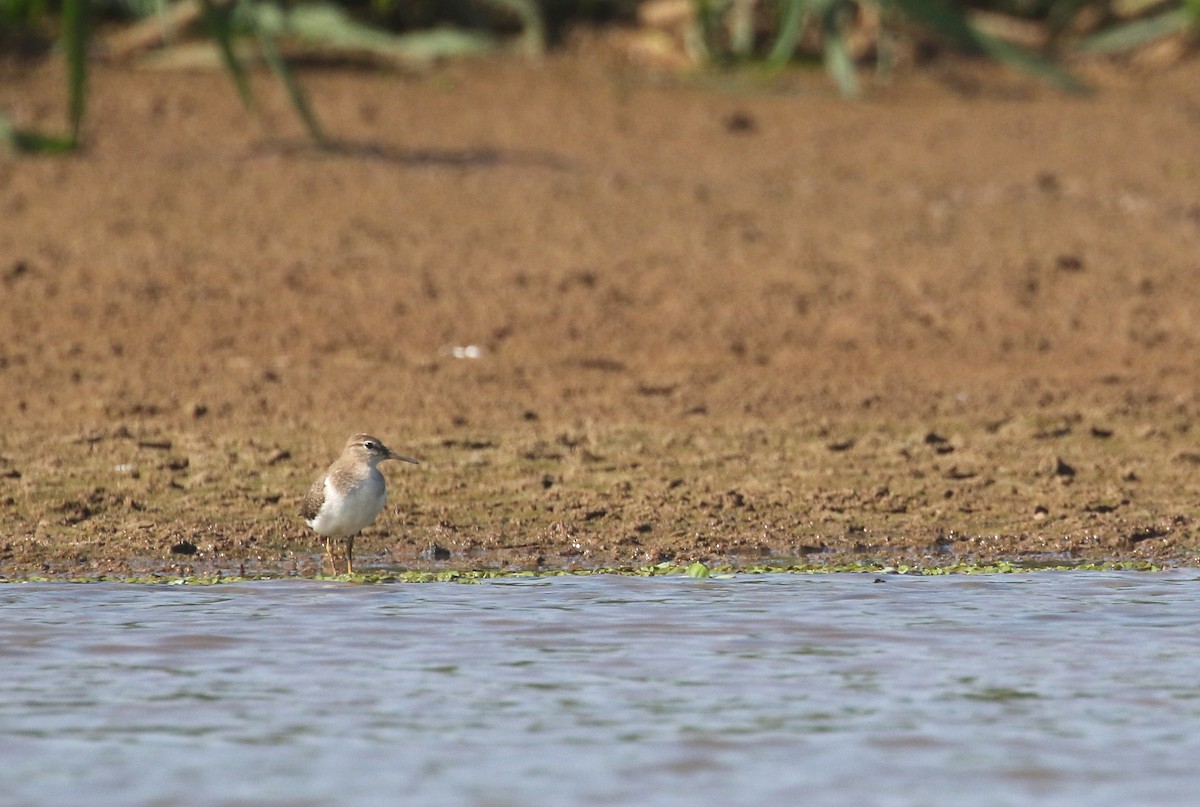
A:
685 561 711 579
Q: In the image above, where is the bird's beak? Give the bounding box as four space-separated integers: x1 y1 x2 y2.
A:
388 450 419 464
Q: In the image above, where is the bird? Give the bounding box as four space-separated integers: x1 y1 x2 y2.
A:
300 433 418 575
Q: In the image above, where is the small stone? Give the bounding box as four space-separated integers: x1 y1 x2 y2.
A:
723 111 757 134
1041 456 1075 477
1055 254 1085 272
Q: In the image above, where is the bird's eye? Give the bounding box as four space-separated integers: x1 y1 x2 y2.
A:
363 441 376 450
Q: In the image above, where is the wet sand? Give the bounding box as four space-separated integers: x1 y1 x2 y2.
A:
2 52 1200 578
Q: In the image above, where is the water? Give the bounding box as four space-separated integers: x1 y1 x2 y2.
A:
2 571 1200 807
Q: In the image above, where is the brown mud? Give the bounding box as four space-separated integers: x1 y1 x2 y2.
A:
3 50 1200 578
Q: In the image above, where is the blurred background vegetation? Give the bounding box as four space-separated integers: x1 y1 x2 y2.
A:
1 0 1197 150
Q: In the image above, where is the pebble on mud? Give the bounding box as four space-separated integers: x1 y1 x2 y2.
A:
1041 456 1076 478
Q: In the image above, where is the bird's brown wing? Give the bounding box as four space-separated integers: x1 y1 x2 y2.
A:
299 476 326 521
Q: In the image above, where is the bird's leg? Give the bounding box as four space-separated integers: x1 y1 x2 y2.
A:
324 536 334 576
346 536 354 575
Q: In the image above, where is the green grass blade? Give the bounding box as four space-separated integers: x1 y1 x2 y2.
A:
888 0 1085 93
0 0 46 27
197 0 256 111
2 110 75 153
974 31 1087 93
767 0 808 67
479 0 545 56
1078 8 1191 54
13 129 79 153
886 0 982 47
255 26 326 144
60 0 88 147
694 0 726 61
281 4 496 65
728 0 755 56
821 4 858 97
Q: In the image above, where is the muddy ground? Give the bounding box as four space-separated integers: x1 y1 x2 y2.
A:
2 46 1200 578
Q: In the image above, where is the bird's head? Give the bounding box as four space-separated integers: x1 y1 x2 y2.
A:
347 433 419 467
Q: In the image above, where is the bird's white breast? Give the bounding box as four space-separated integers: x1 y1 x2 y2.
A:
306 470 387 538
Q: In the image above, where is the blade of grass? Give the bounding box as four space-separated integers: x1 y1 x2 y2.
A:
888 0 1086 93
1 110 76 152
13 129 79 153
282 4 496 66
728 0 755 56
974 30 1087 93
255 24 325 144
1078 8 1191 53
197 0 256 112
479 0 545 57
766 0 807 67
694 0 726 62
821 2 858 97
61 0 89 147
199 0 324 144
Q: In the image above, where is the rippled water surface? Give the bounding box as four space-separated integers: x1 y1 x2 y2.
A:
3 572 1200 807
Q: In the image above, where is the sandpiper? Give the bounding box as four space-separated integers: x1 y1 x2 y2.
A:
300 433 418 575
